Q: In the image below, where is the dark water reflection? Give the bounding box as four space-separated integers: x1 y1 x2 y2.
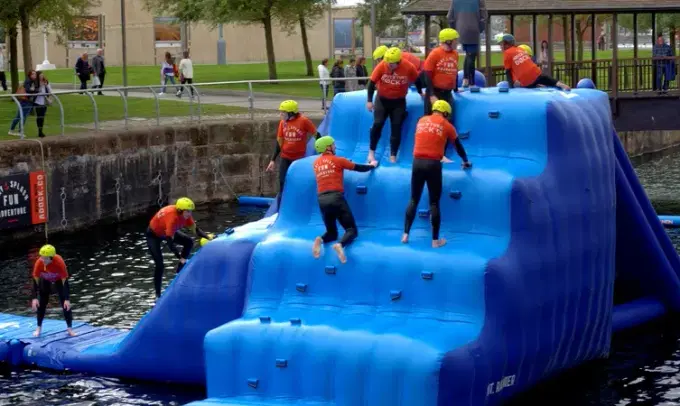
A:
1 150 680 405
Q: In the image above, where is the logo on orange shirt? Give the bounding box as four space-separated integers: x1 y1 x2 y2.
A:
282 123 306 143
314 158 338 179
435 58 458 75
381 73 409 86
512 51 531 66
416 120 445 138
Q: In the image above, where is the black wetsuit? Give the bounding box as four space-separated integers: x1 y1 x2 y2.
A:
506 70 559 88
270 128 321 210
423 70 456 119
33 278 72 328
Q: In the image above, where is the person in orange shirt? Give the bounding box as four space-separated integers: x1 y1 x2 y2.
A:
366 47 422 164
31 244 77 337
146 197 213 298
499 34 570 91
423 28 460 119
402 101 472 248
266 100 320 209
312 136 377 263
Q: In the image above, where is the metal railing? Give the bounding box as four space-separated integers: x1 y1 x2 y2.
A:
0 77 368 139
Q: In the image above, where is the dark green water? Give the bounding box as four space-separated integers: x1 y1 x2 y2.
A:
1 150 680 405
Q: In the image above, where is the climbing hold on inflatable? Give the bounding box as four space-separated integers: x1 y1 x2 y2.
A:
577 78 596 89
497 81 509 88
356 185 368 195
457 70 487 88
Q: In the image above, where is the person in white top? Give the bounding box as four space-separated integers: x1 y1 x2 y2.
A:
0 52 6 91
176 50 195 99
34 72 52 138
317 58 330 111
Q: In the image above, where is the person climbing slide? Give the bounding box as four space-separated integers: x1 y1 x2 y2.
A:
266 100 321 209
423 28 460 119
31 244 77 337
402 100 472 248
312 136 378 263
366 47 422 164
146 197 214 298
498 34 570 91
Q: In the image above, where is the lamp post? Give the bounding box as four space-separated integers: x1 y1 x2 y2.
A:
327 0 333 60
120 0 128 95
36 25 56 71
217 24 226 64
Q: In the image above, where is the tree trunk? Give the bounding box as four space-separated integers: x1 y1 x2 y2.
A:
9 26 20 93
575 19 585 62
562 15 571 62
262 13 278 81
299 14 313 77
670 26 677 53
19 7 33 75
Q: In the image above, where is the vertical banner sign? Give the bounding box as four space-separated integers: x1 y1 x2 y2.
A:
0 171 47 230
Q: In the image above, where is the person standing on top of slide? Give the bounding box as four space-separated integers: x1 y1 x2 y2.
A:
402 100 472 248
31 244 77 338
366 47 422 164
423 28 460 118
312 136 378 263
266 100 321 209
146 197 214 299
447 0 487 88
499 34 570 91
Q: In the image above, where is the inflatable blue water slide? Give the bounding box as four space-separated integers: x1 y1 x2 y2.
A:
2 82 680 406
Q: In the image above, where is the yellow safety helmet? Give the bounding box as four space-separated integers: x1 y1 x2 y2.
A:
315 135 335 153
373 45 388 60
432 100 452 115
39 244 56 257
200 238 210 247
175 197 195 211
519 44 533 56
384 47 402 64
278 100 299 114
439 28 460 42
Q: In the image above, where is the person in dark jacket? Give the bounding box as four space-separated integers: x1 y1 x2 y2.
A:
653 34 676 94
75 52 91 92
8 70 38 136
447 0 487 88
330 59 346 95
92 48 106 96
355 57 368 89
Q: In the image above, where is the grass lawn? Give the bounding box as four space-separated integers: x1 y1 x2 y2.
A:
0 94 248 141
39 49 648 99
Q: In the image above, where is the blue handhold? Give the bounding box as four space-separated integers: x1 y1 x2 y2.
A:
290 318 302 326
421 271 434 280
577 78 596 89
225 228 235 235
497 80 509 89
449 191 462 200
470 86 481 93
418 209 430 218
356 185 368 195
488 111 500 119
499 86 509 93
276 358 288 368
325 265 336 275
390 290 402 300
9 339 23 366
459 131 470 140
259 316 271 323
295 283 308 293
247 378 259 388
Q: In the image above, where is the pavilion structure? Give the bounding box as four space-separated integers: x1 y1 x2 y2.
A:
402 0 680 101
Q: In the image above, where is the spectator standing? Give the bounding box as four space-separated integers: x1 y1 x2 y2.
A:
34 72 52 138
653 34 675 94
344 58 357 91
330 59 346 95
176 50 194 99
75 52 91 92
355 57 368 89
91 48 106 96
8 70 38 136
159 52 177 96
536 40 549 73
318 58 331 110
0 51 6 91
447 0 487 88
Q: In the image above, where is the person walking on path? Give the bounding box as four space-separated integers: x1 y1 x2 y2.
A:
0 51 7 91
331 59 346 95
176 50 195 99
447 0 487 88
75 53 92 92
34 71 52 138
92 49 106 96
8 70 38 136
318 59 331 110
159 52 178 96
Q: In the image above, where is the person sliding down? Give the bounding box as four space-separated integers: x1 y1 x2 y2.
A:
146 197 213 299
366 47 422 164
266 100 320 209
31 244 76 337
312 136 378 263
402 100 472 248
423 28 460 119
498 34 570 91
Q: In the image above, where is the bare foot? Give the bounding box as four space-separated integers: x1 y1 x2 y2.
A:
33 327 41 337
312 237 322 258
401 233 409 244
432 238 447 248
389 155 397 163
332 243 347 264
66 328 77 337
367 151 375 163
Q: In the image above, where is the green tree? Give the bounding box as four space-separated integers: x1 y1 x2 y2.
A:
0 0 21 91
355 0 405 38
618 14 680 50
277 0 327 77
